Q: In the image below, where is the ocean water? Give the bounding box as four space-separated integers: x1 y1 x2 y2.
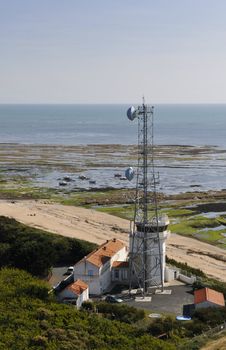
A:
0 104 226 194
0 104 226 147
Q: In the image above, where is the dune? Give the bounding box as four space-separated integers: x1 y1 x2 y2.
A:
0 199 226 282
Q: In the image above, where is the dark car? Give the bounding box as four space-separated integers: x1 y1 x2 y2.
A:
105 295 123 303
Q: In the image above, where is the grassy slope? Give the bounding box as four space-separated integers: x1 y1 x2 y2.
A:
0 268 175 350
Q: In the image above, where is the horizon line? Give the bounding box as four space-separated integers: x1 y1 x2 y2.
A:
1 102 226 105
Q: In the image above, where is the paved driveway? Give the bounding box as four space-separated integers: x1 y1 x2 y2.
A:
49 268 194 315
48 266 69 287
124 285 194 315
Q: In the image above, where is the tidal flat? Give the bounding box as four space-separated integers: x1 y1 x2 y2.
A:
0 143 226 194
1 143 226 249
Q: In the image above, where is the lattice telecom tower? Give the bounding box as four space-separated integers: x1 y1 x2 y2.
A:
126 99 169 295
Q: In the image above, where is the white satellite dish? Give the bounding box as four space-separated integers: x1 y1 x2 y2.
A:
125 167 135 181
127 106 137 121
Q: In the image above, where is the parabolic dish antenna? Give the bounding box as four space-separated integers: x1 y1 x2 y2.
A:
127 106 137 121
125 167 135 181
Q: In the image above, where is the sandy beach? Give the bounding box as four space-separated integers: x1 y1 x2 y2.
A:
0 199 225 282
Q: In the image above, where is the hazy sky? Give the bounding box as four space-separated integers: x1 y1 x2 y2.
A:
1 0 226 103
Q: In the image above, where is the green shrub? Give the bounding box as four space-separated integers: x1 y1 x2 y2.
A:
148 317 178 337
148 315 211 340
193 306 226 326
30 335 48 347
95 302 145 324
81 300 94 311
193 278 226 298
166 256 206 277
0 216 96 276
0 268 176 350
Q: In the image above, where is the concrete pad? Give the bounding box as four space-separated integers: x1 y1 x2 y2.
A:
149 313 162 318
164 280 186 287
155 289 172 295
135 296 152 302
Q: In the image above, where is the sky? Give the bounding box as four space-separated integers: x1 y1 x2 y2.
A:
0 0 226 104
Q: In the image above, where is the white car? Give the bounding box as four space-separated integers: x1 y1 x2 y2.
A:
66 266 74 275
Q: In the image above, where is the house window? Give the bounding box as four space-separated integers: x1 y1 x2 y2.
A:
114 269 119 279
88 270 93 276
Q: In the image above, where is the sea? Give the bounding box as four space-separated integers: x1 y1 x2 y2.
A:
0 104 226 194
0 104 225 147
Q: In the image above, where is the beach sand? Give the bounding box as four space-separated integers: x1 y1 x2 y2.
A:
0 200 225 282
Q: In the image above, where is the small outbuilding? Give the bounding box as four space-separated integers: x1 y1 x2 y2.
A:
57 279 89 309
194 287 225 309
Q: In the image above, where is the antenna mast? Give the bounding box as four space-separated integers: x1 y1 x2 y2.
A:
126 100 169 295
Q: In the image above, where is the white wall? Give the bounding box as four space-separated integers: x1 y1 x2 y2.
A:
178 274 196 285
58 288 89 309
74 260 99 276
110 246 127 264
74 260 101 295
165 266 178 282
77 288 89 309
98 248 127 294
100 267 112 293
73 245 128 295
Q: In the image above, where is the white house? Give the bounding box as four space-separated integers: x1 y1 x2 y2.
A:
57 279 89 309
73 238 128 295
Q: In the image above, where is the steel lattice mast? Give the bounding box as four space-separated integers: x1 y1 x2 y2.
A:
127 99 169 295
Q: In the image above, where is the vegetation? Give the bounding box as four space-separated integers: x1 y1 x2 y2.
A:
217 216 226 226
93 195 226 248
166 209 226 248
193 277 226 299
0 215 226 348
83 300 226 349
200 333 226 350
82 301 145 324
0 216 96 276
2 267 226 349
166 256 206 278
0 268 175 350
169 216 219 236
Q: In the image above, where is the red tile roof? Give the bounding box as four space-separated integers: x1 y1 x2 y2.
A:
112 261 129 268
66 279 88 296
194 287 225 306
79 239 126 268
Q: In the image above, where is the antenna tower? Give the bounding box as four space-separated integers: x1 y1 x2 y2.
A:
126 99 168 295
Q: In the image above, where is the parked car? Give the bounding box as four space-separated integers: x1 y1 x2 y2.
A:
65 266 74 275
105 295 123 303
